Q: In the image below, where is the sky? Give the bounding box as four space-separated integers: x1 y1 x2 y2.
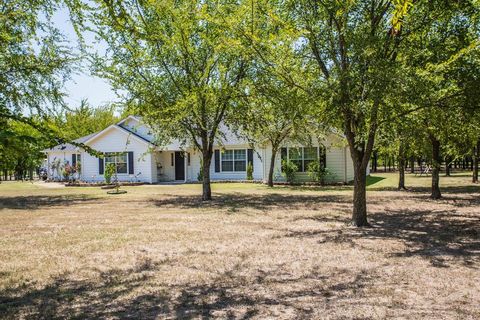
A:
53 8 117 108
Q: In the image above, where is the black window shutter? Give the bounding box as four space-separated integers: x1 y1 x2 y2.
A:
214 150 220 172
72 154 77 166
247 149 253 166
280 147 287 172
99 157 104 175
128 152 134 174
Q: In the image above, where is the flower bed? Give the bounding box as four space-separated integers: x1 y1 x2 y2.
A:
65 182 145 187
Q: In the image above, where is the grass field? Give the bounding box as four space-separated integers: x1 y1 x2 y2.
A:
0 173 479 319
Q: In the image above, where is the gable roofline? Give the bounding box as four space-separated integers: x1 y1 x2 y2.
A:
83 124 153 147
42 131 101 153
116 115 142 126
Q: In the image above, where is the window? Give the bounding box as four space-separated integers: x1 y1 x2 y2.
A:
286 147 324 172
288 148 303 172
221 149 246 172
303 147 318 172
105 152 128 174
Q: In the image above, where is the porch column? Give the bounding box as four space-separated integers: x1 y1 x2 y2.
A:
184 151 187 183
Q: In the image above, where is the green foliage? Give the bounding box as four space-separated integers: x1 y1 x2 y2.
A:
281 160 297 184
0 0 73 116
84 0 252 199
104 163 116 184
306 162 331 185
246 162 254 181
0 119 51 179
54 100 119 140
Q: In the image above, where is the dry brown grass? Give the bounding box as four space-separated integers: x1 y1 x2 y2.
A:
0 173 479 319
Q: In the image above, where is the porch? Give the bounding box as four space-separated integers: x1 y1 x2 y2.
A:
153 150 188 183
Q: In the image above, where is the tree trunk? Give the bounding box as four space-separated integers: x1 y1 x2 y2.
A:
410 157 415 174
202 154 212 201
267 147 278 187
431 137 442 199
473 139 479 183
352 163 369 227
445 156 451 177
398 143 406 190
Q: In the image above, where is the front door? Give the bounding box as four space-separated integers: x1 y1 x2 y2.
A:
174 152 185 181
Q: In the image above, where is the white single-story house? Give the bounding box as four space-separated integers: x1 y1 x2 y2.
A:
43 116 357 184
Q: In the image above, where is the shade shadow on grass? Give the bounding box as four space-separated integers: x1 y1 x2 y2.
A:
0 257 171 319
149 193 362 213
0 257 379 319
0 195 99 210
285 208 480 268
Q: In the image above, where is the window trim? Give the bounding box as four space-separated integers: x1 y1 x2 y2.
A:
285 146 324 173
104 152 129 175
220 148 247 173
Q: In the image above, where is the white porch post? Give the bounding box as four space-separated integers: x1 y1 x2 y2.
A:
184 151 187 183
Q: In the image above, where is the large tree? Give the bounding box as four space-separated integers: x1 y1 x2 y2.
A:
85 0 249 200
240 75 314 187
289 0 419 226
0 0 74 130
289 0 480 225
0 0 106 162
400 0 479 198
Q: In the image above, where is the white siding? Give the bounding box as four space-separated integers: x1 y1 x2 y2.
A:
265 134 352 184
346 149 355 182
81 127 154 183
46 151 75 180
44 115 356 185
209 144 263 181
186 135 353 184
187 150 202 182
153 151 176 181
150 153 158 183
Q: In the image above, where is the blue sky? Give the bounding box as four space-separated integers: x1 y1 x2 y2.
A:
53 8 117 108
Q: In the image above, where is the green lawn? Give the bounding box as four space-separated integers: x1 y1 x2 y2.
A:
0 173 479 319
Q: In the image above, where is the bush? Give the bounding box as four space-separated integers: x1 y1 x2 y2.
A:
246 162 253 180
306 161 331 185
281 160 297 184
104 163 116 184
